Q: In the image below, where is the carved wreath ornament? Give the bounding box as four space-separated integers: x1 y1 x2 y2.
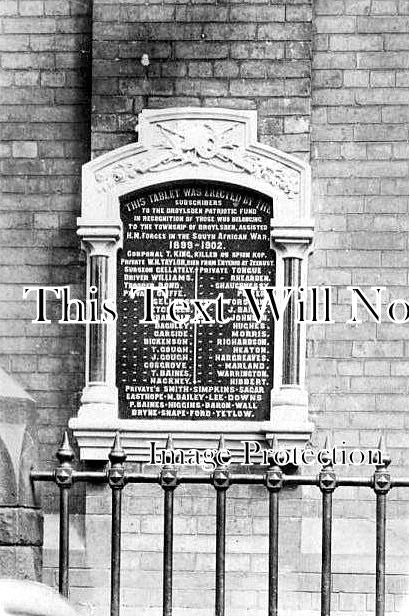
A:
94 120 300 199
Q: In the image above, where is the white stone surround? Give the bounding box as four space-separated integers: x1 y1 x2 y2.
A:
70 107 314 461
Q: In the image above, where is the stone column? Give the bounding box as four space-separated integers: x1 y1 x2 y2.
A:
269 225 313 434
76 226 121 422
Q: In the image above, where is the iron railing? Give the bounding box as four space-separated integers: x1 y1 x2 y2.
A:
30 432 408 616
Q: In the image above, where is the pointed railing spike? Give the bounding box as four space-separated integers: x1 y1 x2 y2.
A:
376 435 385 467
376 434 391 469
109 431 126 466
60 431 70 448
218 434 225 451
322 434 333 468
165 433 174 451
267 434 280 469
108 433 126 616
271 434 279 451
55 431 74 598
112 431 121 450
56 431 74 465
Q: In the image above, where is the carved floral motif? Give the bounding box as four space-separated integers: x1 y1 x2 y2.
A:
94 120 300 199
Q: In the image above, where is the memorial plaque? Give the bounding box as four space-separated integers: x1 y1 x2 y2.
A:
117 181 275 421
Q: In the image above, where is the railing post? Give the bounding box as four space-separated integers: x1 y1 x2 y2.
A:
160 435 179 616
318 436 336 616
266 436 283 616
212 435 230 616
373 436 391 616
108 432 126 616
55 431 74 598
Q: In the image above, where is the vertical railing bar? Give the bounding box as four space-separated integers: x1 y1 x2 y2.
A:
59 486 70 597
266 437 283 616
40 432 399 616
108 432 126 616
111 488 123 616
213 435 230 616
163 488 174 616
374 437 391 616
268 491 279 616
321 490 333 616
160 435 179 616
55 431 75 599
319 436 336 616
215 489 226 616
375 492 386 616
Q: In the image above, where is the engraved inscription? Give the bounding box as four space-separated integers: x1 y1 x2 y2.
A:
117 181 275 421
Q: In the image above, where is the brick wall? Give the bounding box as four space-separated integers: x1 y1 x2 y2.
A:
0 0 91 484
91 0 313 159
3 0 409 613
309 0 409 612
310 0 409 475
45 480 308 616
85 4 315 613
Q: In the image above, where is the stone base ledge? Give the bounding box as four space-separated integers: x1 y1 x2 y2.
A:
70 386 313 463
69 417 314 463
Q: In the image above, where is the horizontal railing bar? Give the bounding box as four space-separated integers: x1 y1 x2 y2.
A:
77 471 109 482
30 471 109 482
31 470 409 489
330 477 372 487
390 479 409 487
128 474 209 484
31 471 55 481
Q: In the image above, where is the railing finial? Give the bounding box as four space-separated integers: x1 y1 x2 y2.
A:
56 431 74 465
266 435 283 491
213 438 230 494
322 433 333 469
271 434 279 454
165 433 174 451
109 431 126 466
217 434 225 452
376 434 391 469
160 434 178 489
266 434 280 470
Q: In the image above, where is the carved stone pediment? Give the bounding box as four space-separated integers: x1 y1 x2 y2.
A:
94 117 300 202
81 108 312 225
